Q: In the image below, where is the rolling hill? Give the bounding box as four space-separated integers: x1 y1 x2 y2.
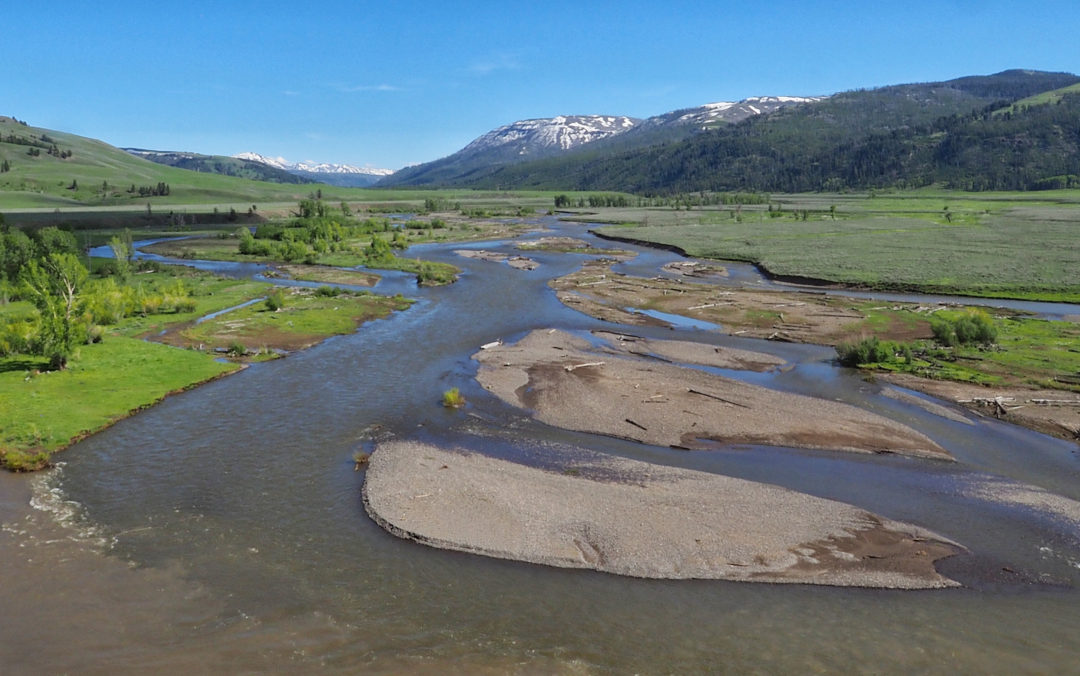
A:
0 117 351 210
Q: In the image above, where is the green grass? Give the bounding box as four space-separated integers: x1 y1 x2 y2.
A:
176 287 412 351
594 195 1080 301
994 82 1080 116
0 336 239 468
842 307 1080 391
103 271 271 339
0 267 273 468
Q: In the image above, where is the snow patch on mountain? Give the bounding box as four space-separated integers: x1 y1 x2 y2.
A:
658 96 824 128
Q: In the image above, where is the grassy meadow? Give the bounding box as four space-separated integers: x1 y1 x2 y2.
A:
588 190 1080 301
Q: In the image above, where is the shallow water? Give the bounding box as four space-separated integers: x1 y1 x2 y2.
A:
4 217 1080 673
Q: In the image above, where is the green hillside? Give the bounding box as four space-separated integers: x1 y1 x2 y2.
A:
993 82 1080 116
0 116 340 209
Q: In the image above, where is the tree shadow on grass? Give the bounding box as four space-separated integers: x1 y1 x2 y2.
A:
0 358 49 374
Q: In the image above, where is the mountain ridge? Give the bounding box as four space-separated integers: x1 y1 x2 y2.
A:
381 95 820 187
381 69 1080 192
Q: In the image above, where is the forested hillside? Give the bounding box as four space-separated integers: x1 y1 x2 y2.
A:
421 70 1080 193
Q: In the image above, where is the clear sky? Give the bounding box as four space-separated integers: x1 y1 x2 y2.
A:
5 1 1077 170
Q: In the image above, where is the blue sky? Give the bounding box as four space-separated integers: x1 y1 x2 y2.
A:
5 1 1077 169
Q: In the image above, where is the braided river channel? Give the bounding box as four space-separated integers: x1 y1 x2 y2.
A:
2 216 1079 674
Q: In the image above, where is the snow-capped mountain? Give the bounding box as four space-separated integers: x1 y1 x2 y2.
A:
641 96 825 130
234 152 393 187
123 148 312 185
461 115 639 157
380 95 823 187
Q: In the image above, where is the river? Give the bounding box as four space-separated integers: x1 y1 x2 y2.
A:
2 217 1079 674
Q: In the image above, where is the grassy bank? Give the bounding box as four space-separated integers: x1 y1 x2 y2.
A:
0 266 413 470
137 208 548 286
0 337 240 470
158 286 412 355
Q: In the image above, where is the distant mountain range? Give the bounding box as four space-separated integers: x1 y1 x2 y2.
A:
123 148 312 184
233 152 393 187
123 149 393 187
383 96 820 187
379 70 1080 193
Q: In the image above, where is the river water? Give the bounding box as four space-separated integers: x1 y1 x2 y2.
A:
2 217 1079 674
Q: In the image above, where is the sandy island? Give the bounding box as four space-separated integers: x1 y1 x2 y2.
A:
362 440 962 587
455 249 539 270
474 330 951 459
516 236 636 260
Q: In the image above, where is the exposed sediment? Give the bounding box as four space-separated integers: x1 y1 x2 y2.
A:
455 249 539 270
551 260 888 343
474 329 952 460
593 330 787 372
882 373 1080 444
362 440 963 587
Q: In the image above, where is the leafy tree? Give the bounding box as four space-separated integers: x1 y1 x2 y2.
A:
19 253 89 369
1 227 35 285
31 226 78 258
367 235 394 263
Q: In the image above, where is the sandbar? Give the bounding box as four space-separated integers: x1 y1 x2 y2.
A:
474 329 952 459
363 440 962 587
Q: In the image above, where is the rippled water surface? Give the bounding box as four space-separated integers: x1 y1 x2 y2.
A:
3 217 1080 674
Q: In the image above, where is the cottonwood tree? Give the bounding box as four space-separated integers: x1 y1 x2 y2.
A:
108 230 134 281
19 253 89 370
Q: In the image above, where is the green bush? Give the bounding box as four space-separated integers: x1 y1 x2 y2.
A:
265 288 286 311
931 310 997 347
442 387 466 408
836 336 896 366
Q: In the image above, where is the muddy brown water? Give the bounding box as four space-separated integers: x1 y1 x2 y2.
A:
3 218 1079 673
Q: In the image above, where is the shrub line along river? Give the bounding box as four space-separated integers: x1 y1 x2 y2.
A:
2 215 1079 673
